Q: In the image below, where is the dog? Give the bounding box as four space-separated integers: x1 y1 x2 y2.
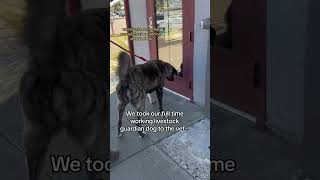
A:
178 63 183 77
116 52 177 138
19 0 114 179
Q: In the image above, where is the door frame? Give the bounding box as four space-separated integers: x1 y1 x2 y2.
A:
123 0 136 65
212 0 267 129
146 0 195 99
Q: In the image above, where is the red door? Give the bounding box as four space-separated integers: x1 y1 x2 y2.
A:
212 0 267 128
147 0 194 99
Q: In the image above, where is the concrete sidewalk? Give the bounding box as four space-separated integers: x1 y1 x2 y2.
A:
0 95 28 179
0 95 91 180
0 90 210 180
110 90 210 180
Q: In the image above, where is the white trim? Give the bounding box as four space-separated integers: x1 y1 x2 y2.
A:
164 88 190 101
110 87 190 101
211 99 256 122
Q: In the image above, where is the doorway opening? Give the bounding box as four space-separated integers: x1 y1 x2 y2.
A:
148 0 194 99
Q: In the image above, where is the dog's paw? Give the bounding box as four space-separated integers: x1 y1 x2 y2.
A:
148 98 156 104
138 131 147 138
117 132 123 138
147 94 156 104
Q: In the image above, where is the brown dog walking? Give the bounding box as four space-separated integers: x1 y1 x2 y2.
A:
116 52 177 138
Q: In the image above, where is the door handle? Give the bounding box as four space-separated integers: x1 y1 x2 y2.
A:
189 32 192 42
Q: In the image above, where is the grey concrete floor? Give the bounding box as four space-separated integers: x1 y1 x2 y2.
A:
110 90 210 180
0 90 210 180
212 105 302 180
0 93 305 180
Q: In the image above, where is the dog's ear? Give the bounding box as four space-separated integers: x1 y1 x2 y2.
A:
172 67 178 76
163 63 177 81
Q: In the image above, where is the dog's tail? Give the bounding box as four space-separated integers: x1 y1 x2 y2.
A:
24 0 66 67
117 51 131 80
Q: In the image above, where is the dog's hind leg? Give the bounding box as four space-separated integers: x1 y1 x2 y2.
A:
147 93 156 104
67 112 109 180
117 101 127 137
20 76 59 180
24 125 57 180
85 127 109 180
64 83 111 180
156 88 164 112
133 97 147 138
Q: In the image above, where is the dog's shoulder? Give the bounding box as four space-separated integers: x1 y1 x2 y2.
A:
123 60 164 83
144 60 166 72
134 60 164 75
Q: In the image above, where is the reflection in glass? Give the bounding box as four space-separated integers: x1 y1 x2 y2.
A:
155 0 183 72
212 0 232 49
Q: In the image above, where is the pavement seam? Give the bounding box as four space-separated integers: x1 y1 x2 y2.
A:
0 131 24 153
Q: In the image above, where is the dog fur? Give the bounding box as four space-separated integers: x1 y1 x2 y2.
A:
116 52 177 137
19 0 109 179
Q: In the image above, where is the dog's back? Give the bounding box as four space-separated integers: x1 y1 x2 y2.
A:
116 53 166 102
